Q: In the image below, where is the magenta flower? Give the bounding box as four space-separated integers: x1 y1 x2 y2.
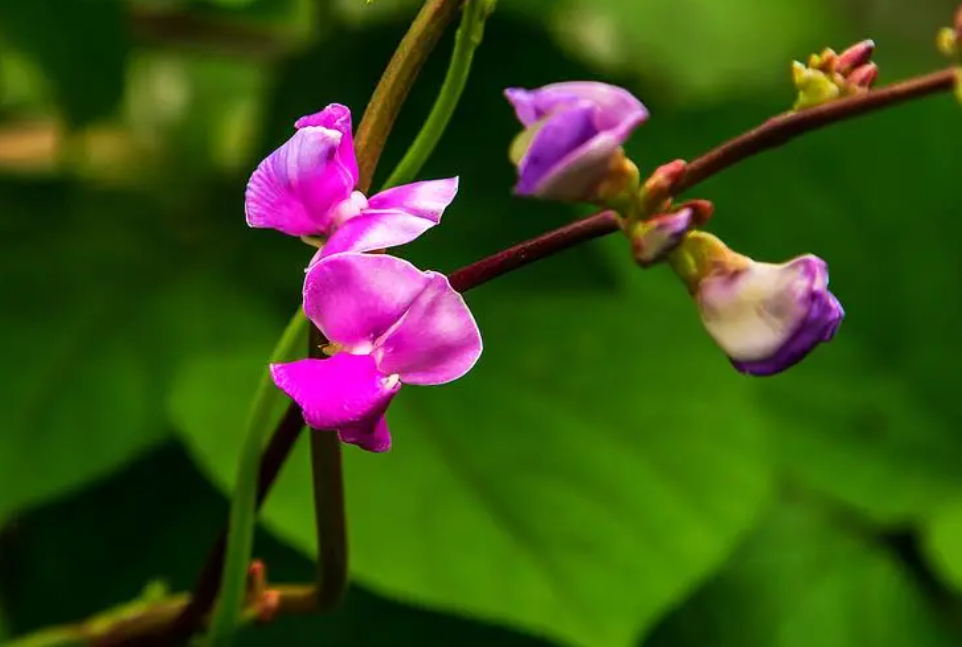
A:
504 82 648 201
271 252 483 452
245 104 458 260
696 254 844 376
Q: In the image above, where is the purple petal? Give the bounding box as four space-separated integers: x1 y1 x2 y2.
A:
367 177 459 221
506 82 648 201
338 414 392 453
294 103 359 187
318 210 439 259
303 252 429 348
270 353 400 431
697 255 844 377
515 103 599 196
375 272 482 385
245 126 355 236
505 82 648 130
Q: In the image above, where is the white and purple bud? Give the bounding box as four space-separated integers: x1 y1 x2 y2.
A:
670 232 844 376
504 82 648 202
630 200 713 268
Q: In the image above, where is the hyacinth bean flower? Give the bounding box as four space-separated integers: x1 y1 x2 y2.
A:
671 232 844 376
245 103 458 261
504 82 648 201
271 252 482 452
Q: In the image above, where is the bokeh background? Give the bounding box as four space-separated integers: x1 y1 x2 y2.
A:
3 0 962 645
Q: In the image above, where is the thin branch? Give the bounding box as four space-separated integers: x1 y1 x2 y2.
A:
354 0 464 191
451 66 959 290
677 67 957 192
307 328 348 612
448 210 621 292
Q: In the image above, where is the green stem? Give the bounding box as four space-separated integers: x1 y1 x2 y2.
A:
203 310 308 647
383 0 497 189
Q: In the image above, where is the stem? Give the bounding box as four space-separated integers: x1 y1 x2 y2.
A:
159 315 308 647
448 210 621 292
677 67 956 192
353 0 464 192
306 326 348 611
204 311 310 647
451 67 959 290
383 0 496 189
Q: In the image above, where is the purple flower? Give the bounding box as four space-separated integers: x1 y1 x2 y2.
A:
504 82 648 201
245 104 458 260
695 254 844 376
270 252 483 452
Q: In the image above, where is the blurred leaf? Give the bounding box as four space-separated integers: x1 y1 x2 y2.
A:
550 0 838 103
645 502 956 647
0 0 128 125
923 500 962 594
0 179 280 521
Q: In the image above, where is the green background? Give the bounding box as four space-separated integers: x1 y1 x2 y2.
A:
3 0 962 645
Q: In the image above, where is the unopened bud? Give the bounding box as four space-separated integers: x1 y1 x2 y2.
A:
836 40 875 75
792 62 841 110
639 159 687 215
938 27 958 57
256 590 282 623
847 63 878 91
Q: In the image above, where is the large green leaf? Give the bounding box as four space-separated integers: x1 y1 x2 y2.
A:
0 179 280 523
645 502 957 647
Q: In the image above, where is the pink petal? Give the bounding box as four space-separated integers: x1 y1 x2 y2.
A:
317 210 438 259
303 253 430 347
295 103 359 187
270 354 400 431
338 414 392 453
366 177 459 222
375 272 482 385
245 126 355 237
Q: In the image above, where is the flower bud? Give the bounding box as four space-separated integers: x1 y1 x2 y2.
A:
638 159 687 215
835 39 875 75
504 82 648 202
670 232 844 376
630 200 712 268
847 63 878 91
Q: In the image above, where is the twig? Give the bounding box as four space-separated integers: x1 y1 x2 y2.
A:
353 0 464 191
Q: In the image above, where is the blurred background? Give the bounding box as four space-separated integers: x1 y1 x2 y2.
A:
2 0 962 645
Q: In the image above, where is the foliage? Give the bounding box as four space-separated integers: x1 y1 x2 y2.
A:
3 1 962 647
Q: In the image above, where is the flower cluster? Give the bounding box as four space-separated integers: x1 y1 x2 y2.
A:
504 83 844 376
792 40 878 110
247 104 482 452
249 79 846 451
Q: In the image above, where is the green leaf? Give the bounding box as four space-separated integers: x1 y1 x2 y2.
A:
923 500 962 595
0 179 280 521
646 502 957 647
0 0 128 125
176 256 773 647
549 0 836 104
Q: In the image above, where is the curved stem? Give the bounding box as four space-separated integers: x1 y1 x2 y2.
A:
204 311 309 647
383 0 497 189
353 0 464 192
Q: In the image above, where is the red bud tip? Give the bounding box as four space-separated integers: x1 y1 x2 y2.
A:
677 199 714 225
955 4 962 35
836 39 875 75
847 62 878 89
